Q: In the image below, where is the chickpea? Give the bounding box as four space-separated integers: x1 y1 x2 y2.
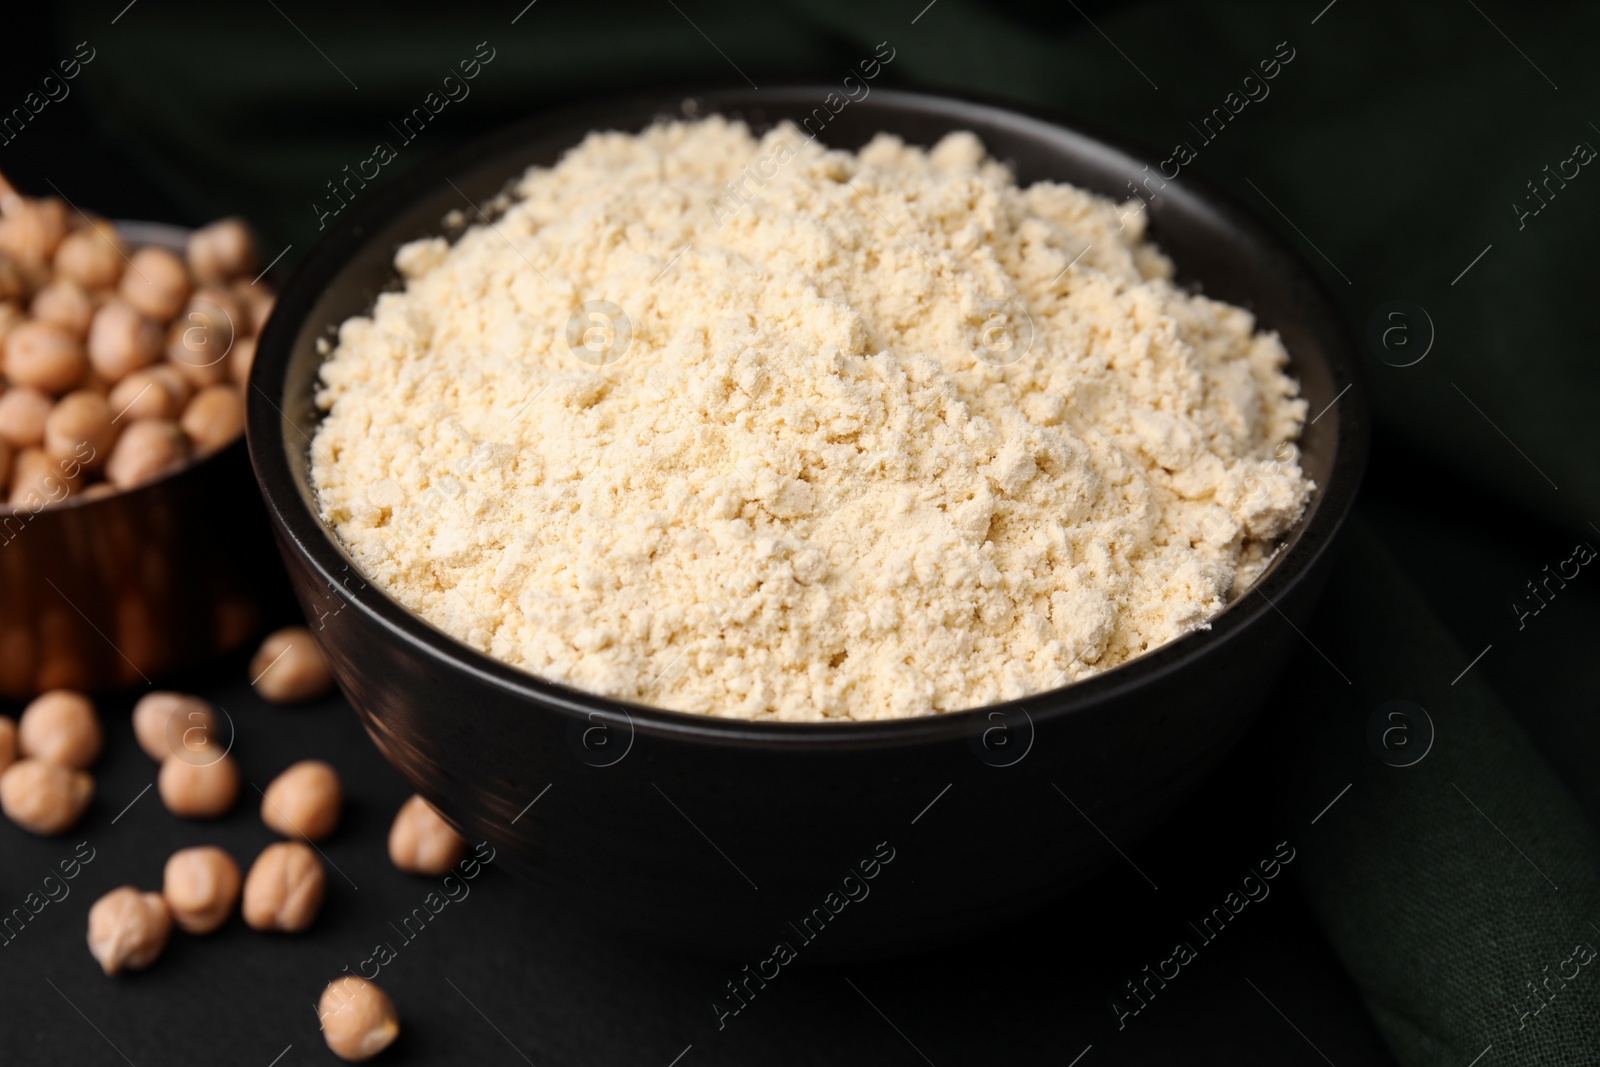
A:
232 282 275 335
179 383 245 454
187 219 260 284
162 846 242 935
78 367 114 398
14 260 52 295
318 976 400 1062
0 301 24 345
242 841 326 932
229 334 257 387
150 362 195 403
0 759 93 835
0 197 70 265
157 751 239 818
0 715 15 774
166 339 231 389
118 246 190 322
0 257 25 303
87 300 163 380
54 223 127 290
4 320 86 394
72 213 115 233
133 691 222 763
261 759 341 841
105 418 189 491
108 365 190 422
43 391 117 471
17 689 101 768
166 290 241 387
196 286 245 327
30 279 94 339
8 447 81 507
0 386 52 448
87 886 171 976
388 794 467 875
250 626 335 704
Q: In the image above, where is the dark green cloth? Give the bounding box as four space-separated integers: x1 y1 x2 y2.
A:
1265 516 1600 1063
55 1 1600 1061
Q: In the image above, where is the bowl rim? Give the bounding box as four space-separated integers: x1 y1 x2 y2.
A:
248 84 1369 749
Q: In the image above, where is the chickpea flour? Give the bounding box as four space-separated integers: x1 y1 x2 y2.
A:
311 119 1313 721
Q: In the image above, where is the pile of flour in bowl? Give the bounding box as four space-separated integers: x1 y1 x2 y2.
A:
310 117 1313 721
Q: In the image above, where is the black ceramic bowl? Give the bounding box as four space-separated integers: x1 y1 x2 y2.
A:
249 87 1367 961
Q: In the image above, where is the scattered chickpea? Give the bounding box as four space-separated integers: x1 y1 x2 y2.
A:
107 365 189 422
188 220 259 285
30 279 95 339
8 447 81 506
157 750 239 819
180 384 245 454
0 759 93 835
17 689 102 768
0 385 52 448
388 794 467 875
118 246 191 322
54 223 126 290
87 299 164 381
0 197 70 265
105 418 189 491
0 715 15 774
43 391 117 470
261 759 342 841
86 886 171 975
162 846 242 935
242 841 326 932
132 691 221 762
4 319 86 394
250 626 335 704
318 976 400 1062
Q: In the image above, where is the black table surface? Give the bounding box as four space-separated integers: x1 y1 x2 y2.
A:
0 632 1396 1066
